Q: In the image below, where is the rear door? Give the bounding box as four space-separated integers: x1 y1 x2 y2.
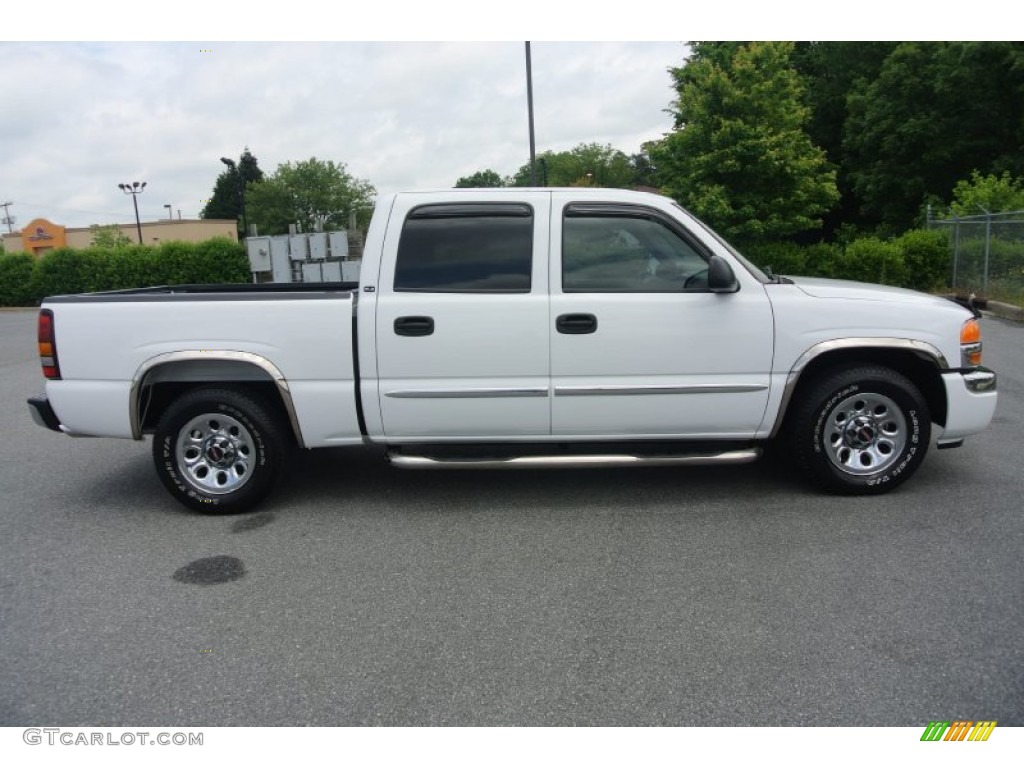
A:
375 192 552 440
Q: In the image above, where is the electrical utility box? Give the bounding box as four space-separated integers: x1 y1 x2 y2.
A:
308 233 328 261
301 262 323 282
246 229 356 283
342 261 361 282
329 231 349 259
270 236 292 283
320 260 342 282
289 234 309 261
245 237 272 273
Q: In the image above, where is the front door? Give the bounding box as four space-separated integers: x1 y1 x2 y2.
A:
548 194 774 439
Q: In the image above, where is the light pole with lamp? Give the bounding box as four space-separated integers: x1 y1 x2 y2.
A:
220 157 248 238
117 181 146 244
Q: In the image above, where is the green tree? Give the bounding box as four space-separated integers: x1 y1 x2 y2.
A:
246 158 376 235
89 224 133 248
510 143 636 188
201 147 265 223
651 41 839 246
454 169 505 188
948 171 1024 216
844 42 1024 231
629 150 657 188
790 42 899 236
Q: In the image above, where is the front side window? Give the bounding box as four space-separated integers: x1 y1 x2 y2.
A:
395 204 533 292
562 208 709 292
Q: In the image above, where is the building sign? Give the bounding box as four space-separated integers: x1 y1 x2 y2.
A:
21 218 67 254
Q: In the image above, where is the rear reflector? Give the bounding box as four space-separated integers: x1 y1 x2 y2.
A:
38 309 61 380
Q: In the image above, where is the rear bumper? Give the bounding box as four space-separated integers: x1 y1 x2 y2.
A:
27 393 63 433
938 367 997 442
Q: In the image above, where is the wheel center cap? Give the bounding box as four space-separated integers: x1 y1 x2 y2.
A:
203 437 236 467
845 417 876 448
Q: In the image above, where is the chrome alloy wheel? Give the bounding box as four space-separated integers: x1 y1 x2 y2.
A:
176 413 254 494
823 392 908 476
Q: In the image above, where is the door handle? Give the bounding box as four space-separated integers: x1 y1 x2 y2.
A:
394 316 435 337
556 313 597 334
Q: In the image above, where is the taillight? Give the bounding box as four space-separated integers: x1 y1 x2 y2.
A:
38 309 61 380
960 318 982 367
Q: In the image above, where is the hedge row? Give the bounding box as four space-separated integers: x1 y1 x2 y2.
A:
0 238 249 307
0 228 988 306
744 229 953 293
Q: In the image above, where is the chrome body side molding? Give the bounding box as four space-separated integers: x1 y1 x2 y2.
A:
384 388 548 399
554 384 767 397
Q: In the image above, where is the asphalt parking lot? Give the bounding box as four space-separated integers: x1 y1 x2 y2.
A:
0 308 1021 726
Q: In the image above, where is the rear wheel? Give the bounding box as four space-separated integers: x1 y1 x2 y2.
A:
790 366 930 494
152 387 288 513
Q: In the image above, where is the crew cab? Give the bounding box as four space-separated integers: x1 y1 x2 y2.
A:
28 188 998 512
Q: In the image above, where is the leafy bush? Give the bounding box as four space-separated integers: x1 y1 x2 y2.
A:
742 241 842 278
0 252 39 306
800 242 843 277
896 229 950 291
949 170 1024 217
831 237 907 286
0 238 249 306
745 241 808 276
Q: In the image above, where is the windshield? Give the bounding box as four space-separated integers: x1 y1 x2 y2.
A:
670 203 770 283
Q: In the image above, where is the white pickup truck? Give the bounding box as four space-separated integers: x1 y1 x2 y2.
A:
28 188 997 512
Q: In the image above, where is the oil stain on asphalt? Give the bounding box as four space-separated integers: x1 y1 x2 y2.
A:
230 511 274 533
173 556 245 585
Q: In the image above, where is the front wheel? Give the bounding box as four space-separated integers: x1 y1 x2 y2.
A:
152 387 288 514
790 366 931 494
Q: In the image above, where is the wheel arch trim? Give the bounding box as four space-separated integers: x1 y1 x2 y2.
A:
129 350 305 447
768 337 948 438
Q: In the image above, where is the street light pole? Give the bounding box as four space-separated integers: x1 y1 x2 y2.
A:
117 181 146 244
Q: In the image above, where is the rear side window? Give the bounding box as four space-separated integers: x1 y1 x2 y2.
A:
394 203 533 292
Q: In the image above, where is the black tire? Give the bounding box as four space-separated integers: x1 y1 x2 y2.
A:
790 365 931 495
152 387 288 514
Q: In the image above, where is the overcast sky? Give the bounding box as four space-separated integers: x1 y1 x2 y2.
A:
1 41 687 229
2 1 998 232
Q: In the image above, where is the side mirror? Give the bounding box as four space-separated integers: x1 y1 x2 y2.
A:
708 255 739 293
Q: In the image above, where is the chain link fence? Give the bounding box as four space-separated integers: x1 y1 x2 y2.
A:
928 209 1024 304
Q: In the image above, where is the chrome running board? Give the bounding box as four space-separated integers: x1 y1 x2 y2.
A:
388 448 761 470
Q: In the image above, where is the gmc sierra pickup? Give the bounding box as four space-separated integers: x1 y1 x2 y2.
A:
28 188 997 512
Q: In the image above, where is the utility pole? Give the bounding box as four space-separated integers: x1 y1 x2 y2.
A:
525 42 537 187
0 201 14 234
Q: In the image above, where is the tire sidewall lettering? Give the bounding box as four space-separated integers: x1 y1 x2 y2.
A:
798 369 930 493
812 384 859 455
153 389 282 513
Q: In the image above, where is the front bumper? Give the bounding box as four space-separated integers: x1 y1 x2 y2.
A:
938 366 997 442
27 393 63 433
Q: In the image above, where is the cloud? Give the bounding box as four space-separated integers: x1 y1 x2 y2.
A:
0 41 686 228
